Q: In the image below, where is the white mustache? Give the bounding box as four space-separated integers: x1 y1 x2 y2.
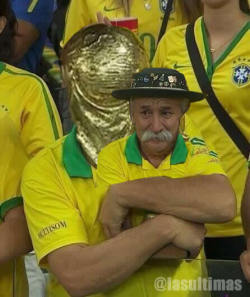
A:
141 130 173 142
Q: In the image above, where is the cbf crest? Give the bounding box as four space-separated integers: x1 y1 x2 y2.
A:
232 58 250 87
159 0 174 13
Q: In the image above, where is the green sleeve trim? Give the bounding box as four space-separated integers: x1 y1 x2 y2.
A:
3 66 60 140
248 160 250 169
0 197 23 221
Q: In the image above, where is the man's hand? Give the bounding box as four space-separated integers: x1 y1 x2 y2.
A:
99 185 128 238
240 250 250 282
171 217 206 258
147 214 205 259
96 12 111 25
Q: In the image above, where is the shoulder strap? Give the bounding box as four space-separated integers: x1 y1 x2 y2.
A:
157 0 174 44
185 23 250 159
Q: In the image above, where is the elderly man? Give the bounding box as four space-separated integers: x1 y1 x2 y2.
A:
22 67 235 297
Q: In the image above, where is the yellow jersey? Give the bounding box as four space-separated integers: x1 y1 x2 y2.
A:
0 62 62 157
153 17 250 237
96 131 225 297
0 63 63 296
22 127 215 297
0 110 28 297
62 0 189 61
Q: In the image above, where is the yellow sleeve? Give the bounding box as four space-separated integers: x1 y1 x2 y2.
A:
22 151 88 265
0 111 27 220
97 142 128 187
62 0 90 47
21 75 63 157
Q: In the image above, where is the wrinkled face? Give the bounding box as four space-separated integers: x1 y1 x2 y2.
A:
131 97 185 156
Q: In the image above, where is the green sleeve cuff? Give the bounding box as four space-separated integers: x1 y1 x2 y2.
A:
248 161 250 169
0 197 23 221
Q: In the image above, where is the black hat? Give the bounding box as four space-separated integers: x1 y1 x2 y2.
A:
112 68 203 102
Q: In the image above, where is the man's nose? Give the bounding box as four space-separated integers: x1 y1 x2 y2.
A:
151 114 163 133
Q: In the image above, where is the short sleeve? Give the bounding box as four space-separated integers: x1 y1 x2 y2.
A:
20 75 63 157
0 111 27 220
22 150 88 264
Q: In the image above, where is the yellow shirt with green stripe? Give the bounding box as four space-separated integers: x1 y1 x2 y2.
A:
22 127 213 297
0 62 62 157
0 110 28 297
62 0 188 62
153 16 250 237
96 131 225 297
0 63 62 296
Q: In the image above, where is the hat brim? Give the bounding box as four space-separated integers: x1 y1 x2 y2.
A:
112 87 204 102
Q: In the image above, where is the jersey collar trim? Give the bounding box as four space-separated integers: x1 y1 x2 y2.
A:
125 132 188 165
63 126 93 178
200 17 250 80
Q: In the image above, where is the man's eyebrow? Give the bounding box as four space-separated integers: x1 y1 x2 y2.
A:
139 105 151 109
159 106 172 110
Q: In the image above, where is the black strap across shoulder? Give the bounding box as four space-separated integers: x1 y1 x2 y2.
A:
185 23 250 159
157 0 174 44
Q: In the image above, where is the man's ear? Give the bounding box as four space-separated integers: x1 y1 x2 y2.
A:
0 16 7 34
179 115 185 134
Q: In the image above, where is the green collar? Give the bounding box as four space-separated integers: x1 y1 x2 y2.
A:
63 126 93 178
200 17 250 80
0 62 6 74
125 132 188 165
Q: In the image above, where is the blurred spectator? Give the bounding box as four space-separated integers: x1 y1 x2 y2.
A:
154 0 250 260
61 0 202 62
0 1 63 296
11 0 55 73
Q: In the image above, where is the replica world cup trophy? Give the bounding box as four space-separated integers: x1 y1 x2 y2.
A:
62 24 149 167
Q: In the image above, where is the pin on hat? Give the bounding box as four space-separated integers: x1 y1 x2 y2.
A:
112 68 204 102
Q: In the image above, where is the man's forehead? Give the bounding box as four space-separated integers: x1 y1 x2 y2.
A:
132 97 183 107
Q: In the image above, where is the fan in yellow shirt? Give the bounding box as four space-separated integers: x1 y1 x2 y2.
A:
0 62 63 297
153 0 250 259
22 68 235 297
0 110 32 297
0 1 63 295
62 0 202 62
